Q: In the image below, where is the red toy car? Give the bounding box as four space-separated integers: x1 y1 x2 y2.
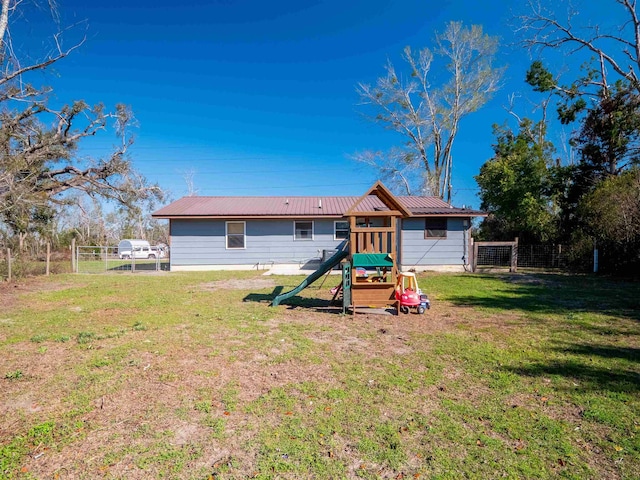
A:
395 272 430 314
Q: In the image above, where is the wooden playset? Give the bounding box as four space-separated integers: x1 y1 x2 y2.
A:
338 182 411 315
271 181 428 315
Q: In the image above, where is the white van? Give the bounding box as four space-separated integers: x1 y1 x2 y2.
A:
118 239 156 259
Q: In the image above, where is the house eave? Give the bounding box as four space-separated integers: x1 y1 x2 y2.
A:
410 212 488 218
151 214 347 220
152 211 486 220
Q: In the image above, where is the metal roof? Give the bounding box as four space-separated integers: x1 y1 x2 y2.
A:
152 195 485 218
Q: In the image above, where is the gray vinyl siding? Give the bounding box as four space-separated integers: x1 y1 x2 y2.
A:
170 218 343 266
400 217 468 267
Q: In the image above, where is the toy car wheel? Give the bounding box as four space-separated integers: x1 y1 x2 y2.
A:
417 306 426 314
400 306 409 314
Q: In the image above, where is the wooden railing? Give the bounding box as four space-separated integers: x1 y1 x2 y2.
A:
350 227 396 254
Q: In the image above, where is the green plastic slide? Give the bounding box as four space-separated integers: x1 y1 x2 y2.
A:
271 249 349 306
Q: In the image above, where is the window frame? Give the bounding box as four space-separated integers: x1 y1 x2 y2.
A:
293 220 314 241
334 220 349 240
424 218 447 239
226 221 246 249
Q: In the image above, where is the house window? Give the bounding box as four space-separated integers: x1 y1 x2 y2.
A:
294 221 313 240
334 221 349 240
425 218 447 239
226 221 246 249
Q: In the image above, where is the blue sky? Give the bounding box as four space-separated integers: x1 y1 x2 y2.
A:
14 0 619 208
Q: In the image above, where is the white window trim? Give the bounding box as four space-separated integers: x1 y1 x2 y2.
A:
226 221 246 250
334 220 349 241
293 220 314 241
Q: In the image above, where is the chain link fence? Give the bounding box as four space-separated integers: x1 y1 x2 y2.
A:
76 246 169 273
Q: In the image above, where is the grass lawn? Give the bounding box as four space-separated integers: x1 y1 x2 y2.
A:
0 271 638 479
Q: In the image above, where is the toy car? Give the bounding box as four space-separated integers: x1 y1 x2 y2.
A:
395 271 431 314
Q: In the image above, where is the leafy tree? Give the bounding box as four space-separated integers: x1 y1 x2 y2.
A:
573 85 640 178
475 119 562 242
0 0 163 246
356 21 504 200
577 168 640 272
580 169 640 244
516 1 640 271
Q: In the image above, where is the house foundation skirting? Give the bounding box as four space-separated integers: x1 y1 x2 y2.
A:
170 264 263 272
399 264 468 273
171 263 468 274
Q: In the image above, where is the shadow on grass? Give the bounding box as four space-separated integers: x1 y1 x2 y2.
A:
504 361 640 393
243 286 284 304
504 341 640 393
555 343 640 363
278 296 342 313
446 273 640 322
243 286 345 314
106 261 170 272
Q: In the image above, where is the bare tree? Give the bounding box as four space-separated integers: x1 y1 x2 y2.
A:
0 0 163 243
519 0 640 97
355 21 504 201
181 168 199 196
521 1 640 173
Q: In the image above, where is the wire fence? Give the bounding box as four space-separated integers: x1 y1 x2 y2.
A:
517 244 566 269
474 242 568 271
476 245 513 268
0 245 72 281
76 246 169 274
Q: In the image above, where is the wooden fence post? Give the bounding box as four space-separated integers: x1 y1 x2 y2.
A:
71 238 76 273
46 242 51 276
472 238 479 272
469 237 475 272
511 237 519 273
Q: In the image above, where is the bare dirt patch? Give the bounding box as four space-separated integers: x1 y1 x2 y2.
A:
0 278 83 309
502 273 562 286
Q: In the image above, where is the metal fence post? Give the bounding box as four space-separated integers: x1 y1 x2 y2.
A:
46 242 50 276
7 248 11 282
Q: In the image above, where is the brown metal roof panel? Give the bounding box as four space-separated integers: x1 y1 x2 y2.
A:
398 196 451 208
152 196 348 217
151 195 484 217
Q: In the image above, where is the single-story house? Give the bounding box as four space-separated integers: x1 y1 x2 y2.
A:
151 182 485 273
